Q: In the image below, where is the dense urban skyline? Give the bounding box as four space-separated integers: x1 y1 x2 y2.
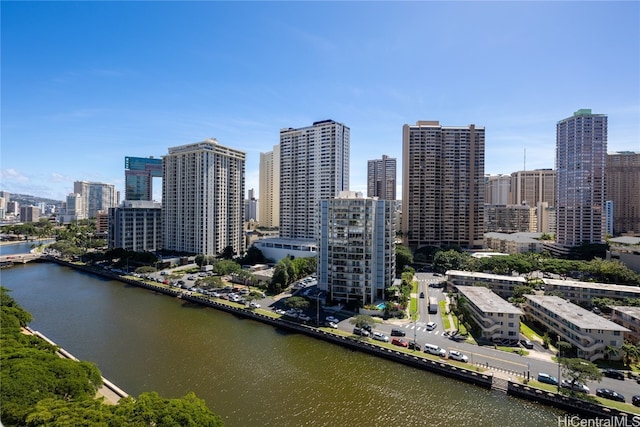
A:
2 2 639 201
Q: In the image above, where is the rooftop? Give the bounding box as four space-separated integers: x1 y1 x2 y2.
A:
447 270 527 283
611 306 640 320
525 295 629 331
542 278 640 294
456 286 523 315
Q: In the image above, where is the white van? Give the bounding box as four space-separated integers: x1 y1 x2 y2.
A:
424 343 446 357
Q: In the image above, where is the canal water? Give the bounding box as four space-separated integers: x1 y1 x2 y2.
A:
1 261 565 427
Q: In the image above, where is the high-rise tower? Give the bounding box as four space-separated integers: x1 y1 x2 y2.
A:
555 109 607 247
367 155 397 200
124 156 163 201
279 120 349 239
606 151 640 235
162 138 245 256
258 145 280 228
402 120 485 249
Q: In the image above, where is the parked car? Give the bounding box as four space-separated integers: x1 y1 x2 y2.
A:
520 339 534 349
391 328 406 337
537 373 558 386
324 321 338 329
392 338 408 347
596 388 625 402
426 322 437 331
632 395 640 407
353 327 370 337
407 340 421 350
560 379 590 393
424 343 446 357
249 302 261 309
603 369 625 380
298 314 311 322
448 350 468 362
325 316 339 323
372 332 389 342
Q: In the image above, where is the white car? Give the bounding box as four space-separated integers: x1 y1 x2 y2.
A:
448 350 468 362
372 332 389 342
325 321 338 329
325 316 339 323
426 322 437 331
250 302 261 309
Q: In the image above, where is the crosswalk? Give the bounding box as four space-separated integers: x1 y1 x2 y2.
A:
402 324 442 335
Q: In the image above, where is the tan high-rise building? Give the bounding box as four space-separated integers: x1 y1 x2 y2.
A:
279 120 350 240
259 145 280 228
485 175 511 205
367 155 396 200
162 138 245 256
509 169 556 206
402 120 485 249
607 151 640 235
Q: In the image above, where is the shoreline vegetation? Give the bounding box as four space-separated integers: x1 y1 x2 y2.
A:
0 286 225 427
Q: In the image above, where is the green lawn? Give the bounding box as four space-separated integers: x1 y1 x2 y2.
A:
520 322 543 342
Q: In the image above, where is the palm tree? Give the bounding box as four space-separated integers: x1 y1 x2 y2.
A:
621 342 640 367
604 345 619 366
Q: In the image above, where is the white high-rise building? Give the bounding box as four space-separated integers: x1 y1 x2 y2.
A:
318 191 396 305
162 138 245 256
258 145 280 228
485 175 510 205
367 155 397 200
556 109 607 247
280 120 349 239
73 181 118 219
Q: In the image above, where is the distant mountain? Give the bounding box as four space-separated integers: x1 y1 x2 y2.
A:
7 193 63 208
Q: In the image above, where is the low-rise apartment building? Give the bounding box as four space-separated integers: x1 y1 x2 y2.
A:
610 306 640 344
542 278 640 306
524 295 628 361
455 285 523 342
446 270 527 299
483 232 545 255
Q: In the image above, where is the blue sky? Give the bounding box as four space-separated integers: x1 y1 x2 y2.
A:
2 1 639 202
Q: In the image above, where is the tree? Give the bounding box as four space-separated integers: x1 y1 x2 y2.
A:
508 285 535 305
621 342 640 367
213 260 241 276
395 244 413 276
604 345 619 366
284 296 309 310
432 249 469 274
559 358 602 394
218 245 235 260
349 314 375 330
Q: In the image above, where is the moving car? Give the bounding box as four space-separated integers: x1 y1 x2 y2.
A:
603 368 625 380
632 395 640 407
372 332 389 342
448 350 468 362
426 322 437 331
537 373 558 386
419 292 425 298
391 338 408 347
560 379 589 393
390 328 406 337
596 388 625 402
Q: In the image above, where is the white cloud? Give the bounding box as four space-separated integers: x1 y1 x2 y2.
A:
0 168 30 183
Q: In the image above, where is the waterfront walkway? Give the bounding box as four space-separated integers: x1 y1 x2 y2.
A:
23 327 129 405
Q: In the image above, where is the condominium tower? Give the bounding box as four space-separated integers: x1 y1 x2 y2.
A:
606 151 640 235
402 121 485 249
509 169 556 206
73 181 118 219
318 191 396 305
124 156 163 201
258 145 280 228
162 139 245 256
367 155 397 200
555 109 607 247
279 120 349 239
